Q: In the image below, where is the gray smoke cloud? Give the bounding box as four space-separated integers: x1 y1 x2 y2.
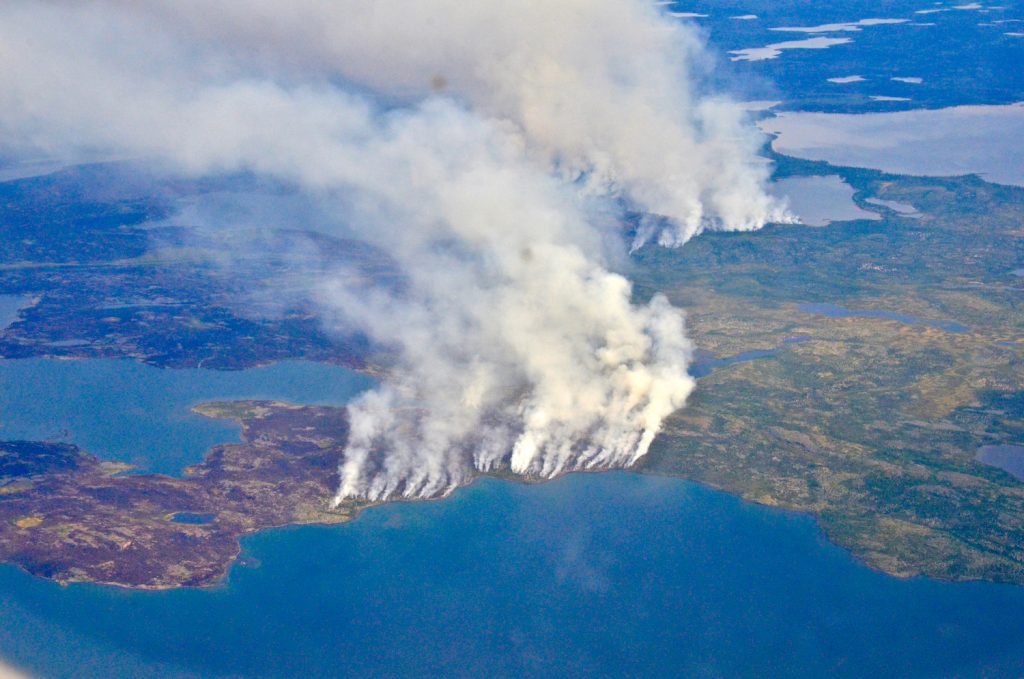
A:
0 1 790 501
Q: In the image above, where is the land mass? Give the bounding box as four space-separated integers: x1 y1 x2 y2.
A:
1 158 1024 588
0 402 359 588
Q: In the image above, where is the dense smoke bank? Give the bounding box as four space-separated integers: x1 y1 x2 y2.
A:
0 1 790 501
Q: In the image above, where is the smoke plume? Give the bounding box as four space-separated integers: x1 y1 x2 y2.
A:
0 1 789 501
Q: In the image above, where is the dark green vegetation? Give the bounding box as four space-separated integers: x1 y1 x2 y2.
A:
1 157 1023 587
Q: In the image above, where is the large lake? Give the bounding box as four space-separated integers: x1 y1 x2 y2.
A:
761 103 1024 186
1 360 1024 676
1 472 1024 677
0 358 374 474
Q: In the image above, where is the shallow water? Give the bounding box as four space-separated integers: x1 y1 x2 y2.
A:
773 175 880 226
169 512 216 525
977 444 1024 480
690 349 778 378
0 295 29 330
1 471 1024 677
799 302 970 333
0 358 374 474
864 197 921 216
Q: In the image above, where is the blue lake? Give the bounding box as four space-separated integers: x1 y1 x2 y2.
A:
977 444 1024 481
0 359 374 474
1 471 1024 677
1 357 1023 676
169 512 216 525
0 295 29 330
690 349 778 378
799 303 970 333
772 175 880 227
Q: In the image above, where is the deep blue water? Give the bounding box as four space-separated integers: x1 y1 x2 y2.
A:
1 471 1024 678
0 359 374 474
799 303 970 333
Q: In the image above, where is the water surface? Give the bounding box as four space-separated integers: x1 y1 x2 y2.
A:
691 349 778 378
0 359 373 474
169 513 216 525
0 295 29 330
977 444 1024 480
1 472 1024 677
761 103 1024 186
773 175 880 226
864 197 921 216
799 302 969 333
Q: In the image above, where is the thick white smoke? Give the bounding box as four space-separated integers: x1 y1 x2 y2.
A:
0 1 790 501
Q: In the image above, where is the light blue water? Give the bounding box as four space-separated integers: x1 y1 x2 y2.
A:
0 359 374 474
978 444 1024 481
0 295 29 330
1 471 1024 678
864 197 921 217
799 302 970 333
772 175 880 227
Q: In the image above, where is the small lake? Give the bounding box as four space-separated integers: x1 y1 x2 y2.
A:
2 471 1024 677
864 197 920 217
977 444 1024 481
691 349 778 378
0 358 374 475
772 175 880 227
0 295 30 330
169 512 216 525
799 302 970 333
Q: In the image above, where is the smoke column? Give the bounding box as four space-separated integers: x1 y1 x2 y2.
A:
0 1 791 501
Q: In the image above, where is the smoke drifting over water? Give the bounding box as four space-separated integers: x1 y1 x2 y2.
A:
0 1 789 501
